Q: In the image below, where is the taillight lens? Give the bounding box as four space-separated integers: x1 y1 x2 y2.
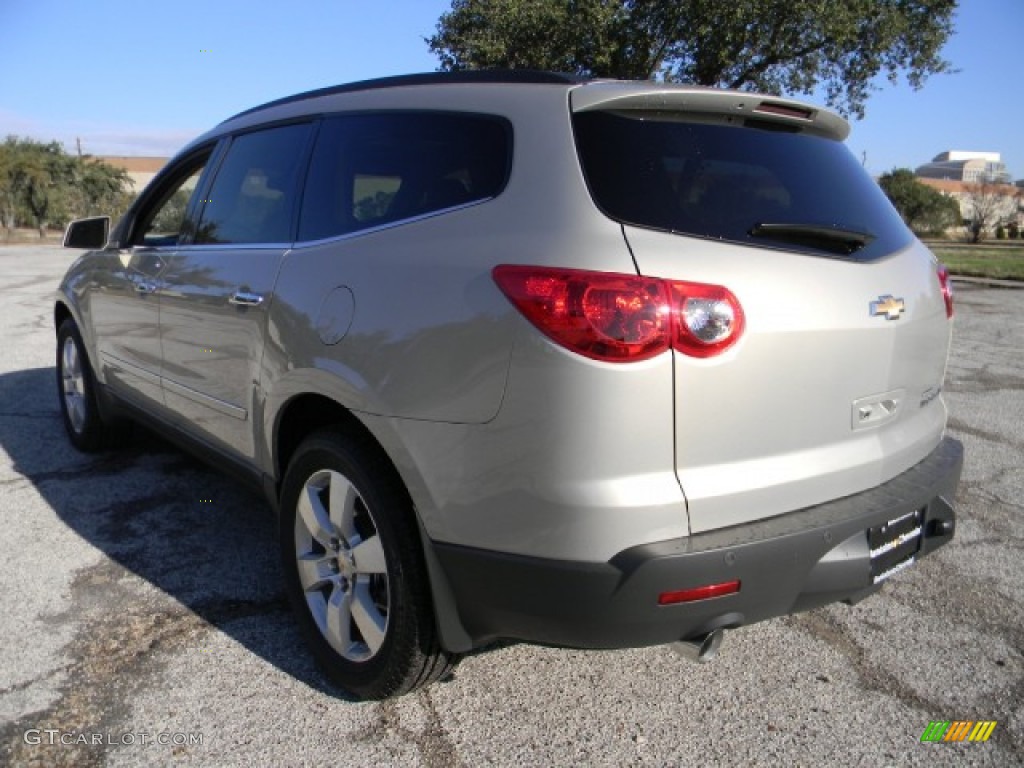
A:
669 281 746 359
491 265 670 361
937 264 954 318
493 265 744 362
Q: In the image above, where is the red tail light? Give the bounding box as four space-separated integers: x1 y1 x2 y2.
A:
492 265 744 362
937 264 954 318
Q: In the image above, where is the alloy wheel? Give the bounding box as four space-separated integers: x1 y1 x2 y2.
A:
293 469 389 662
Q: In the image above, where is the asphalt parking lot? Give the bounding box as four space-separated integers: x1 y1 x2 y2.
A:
0 245 1021 767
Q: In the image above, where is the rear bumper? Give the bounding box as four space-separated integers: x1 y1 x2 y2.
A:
433 436 963 649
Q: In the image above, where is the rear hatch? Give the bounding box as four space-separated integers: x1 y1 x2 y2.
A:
571 84 953 534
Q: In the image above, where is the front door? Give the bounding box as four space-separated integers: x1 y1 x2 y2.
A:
92 153 211 412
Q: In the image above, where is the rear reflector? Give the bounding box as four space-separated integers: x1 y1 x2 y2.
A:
658 580 741 605
937 264 954 318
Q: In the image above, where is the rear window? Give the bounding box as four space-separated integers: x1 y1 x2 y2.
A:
573 111 912 261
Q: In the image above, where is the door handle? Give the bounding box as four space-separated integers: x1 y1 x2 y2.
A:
229 291 265 306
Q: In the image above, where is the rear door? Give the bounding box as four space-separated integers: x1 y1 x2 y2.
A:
158 122 314 462
571 89 953 533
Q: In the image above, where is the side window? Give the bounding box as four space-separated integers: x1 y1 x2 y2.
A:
194 123 312 244
299 113 510 242
130 155 209 247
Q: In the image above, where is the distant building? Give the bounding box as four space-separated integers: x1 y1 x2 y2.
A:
917 177 1023 233
915 150 1011 184
97 156 168 193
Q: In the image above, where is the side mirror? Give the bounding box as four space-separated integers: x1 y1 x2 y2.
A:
63 216 110 249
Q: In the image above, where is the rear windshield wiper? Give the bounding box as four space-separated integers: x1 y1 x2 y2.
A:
749 223 876 255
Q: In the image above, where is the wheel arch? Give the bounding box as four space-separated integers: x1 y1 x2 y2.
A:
54 300 73 336
270 391 474 653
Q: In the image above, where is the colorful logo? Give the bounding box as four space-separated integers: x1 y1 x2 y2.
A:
920 721 997 743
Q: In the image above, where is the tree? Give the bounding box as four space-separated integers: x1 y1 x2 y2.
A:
877 169 961 236
150 189 191 234
72 157 134 220
428 0 957 118
0 137 38 237
18 141 67 238
0 136 133 237
961 181 1018 244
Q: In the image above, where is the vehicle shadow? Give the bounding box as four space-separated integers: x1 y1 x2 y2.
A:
0 366 350 698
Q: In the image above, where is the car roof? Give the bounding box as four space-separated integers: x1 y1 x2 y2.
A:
223 70 589 122
189 71 847 155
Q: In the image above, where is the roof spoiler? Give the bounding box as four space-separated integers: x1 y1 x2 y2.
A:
570 83 849 141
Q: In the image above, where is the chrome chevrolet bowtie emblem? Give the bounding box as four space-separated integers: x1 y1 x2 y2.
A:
870 295 905 320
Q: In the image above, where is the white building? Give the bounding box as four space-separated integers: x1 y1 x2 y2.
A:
916 150 1011 184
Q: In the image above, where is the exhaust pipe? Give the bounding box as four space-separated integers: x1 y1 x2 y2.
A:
671 629 724 663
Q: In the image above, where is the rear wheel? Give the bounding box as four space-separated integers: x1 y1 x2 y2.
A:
56 318 127 452
280 429 457 699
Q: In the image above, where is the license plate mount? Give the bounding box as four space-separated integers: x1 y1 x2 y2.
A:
868 508 924 584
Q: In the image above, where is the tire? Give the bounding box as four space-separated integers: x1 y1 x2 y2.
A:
56 318 127 452
279 428 458 699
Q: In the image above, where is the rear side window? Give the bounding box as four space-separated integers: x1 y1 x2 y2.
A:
298 112 510 242
195 123 312 244
573 111 912 261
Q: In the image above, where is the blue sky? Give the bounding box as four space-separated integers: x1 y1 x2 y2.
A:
2 0 1020 179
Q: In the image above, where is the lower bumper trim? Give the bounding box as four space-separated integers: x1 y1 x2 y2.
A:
432 437 963 650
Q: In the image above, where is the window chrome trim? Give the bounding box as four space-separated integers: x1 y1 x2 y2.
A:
174 242 293 252
293 196 493 249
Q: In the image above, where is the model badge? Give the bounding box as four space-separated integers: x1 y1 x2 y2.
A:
870 295 905 320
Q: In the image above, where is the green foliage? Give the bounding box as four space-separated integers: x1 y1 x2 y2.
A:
932 243 1024 281
996 224 1006 239
150 189 191 235
428 0 958 117
0 135 133 237
1010 222 1020 239
877 168 961 236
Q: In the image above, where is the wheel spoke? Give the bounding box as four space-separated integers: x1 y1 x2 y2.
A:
296 552 334 592
351 581 387 654
297 482 334 548
70 397 84 427
63 340 78 377
351 535 387 574
328 472 360 544
325 584 353 656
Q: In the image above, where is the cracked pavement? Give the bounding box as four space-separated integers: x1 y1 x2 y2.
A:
0 245 1021 766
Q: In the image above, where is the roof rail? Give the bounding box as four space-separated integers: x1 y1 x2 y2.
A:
224 70 589 122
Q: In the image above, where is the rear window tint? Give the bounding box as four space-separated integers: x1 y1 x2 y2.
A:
573 111 912 261
299 112 510 242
